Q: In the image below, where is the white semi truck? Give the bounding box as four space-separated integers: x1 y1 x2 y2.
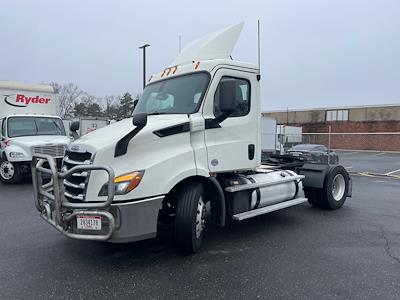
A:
32 23 352 253
0 81 70 183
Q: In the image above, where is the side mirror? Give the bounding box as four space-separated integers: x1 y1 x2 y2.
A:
133 99 139 110
114 113 147 157
219 78 237 114
132 112 147 128
70 120 80 132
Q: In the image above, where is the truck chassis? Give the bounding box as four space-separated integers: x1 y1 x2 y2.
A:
32 153 351 252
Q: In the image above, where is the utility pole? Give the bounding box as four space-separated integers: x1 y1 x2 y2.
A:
138 44 150 90
286 106 289 124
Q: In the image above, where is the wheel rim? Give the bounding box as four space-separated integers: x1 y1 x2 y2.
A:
0 161 15 180
332 174 345 201
195 196 206 239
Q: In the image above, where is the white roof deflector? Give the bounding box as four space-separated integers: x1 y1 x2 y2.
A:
171 22 244 66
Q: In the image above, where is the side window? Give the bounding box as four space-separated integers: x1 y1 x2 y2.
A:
214 76 250 118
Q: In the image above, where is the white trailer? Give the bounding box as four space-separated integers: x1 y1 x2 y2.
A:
0 81 70 183
276 125 302 154
78 118 109 136
32 23 351 253
261 116 277 159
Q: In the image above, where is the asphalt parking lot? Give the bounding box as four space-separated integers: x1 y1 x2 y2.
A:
338 150 400 177
0 153 399 299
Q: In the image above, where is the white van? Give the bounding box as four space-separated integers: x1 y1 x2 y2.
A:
0 81 70 183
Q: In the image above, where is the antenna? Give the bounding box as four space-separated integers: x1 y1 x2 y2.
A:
257 19 261 81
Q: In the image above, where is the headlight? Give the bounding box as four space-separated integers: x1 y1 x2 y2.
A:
9 152 25 158
98 170 144 196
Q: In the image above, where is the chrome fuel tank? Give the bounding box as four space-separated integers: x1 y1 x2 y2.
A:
246 170 303 209
222 170 304 215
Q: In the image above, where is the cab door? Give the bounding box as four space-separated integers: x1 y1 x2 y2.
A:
202 68 260 172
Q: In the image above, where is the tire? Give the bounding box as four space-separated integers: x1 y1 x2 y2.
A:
174 182 207 253
305 166 349 210
0 160 24 184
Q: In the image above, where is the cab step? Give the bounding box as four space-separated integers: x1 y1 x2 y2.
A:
232 197 308 221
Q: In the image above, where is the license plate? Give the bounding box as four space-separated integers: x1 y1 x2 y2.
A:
77 215 102 231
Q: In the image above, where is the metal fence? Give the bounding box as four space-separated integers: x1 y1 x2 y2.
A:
262 132 400 153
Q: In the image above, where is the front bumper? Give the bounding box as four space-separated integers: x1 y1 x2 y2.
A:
32 154 163 242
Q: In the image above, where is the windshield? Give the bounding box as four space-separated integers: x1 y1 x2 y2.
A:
134 72 210 115
7 117 66 138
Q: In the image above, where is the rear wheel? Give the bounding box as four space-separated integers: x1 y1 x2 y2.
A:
174 182 207 253
0 160 24 184
305 166 349 210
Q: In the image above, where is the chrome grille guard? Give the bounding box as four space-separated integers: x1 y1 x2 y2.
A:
31 154 116 241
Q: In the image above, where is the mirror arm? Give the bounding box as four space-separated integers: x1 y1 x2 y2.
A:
114 113 147 157
205 111 234 129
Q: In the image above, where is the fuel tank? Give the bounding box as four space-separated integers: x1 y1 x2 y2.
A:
222 170 304 215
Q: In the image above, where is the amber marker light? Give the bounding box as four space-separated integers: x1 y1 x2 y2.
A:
98 170 145 196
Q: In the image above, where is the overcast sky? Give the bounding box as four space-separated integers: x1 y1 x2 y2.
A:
1 0 399 111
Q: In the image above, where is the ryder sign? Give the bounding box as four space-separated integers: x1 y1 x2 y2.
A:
0 82 57 117
4 94 51 107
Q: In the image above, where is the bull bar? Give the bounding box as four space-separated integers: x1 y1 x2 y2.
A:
31 154 116 241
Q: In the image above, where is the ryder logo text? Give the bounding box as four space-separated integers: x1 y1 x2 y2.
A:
3 94 51 107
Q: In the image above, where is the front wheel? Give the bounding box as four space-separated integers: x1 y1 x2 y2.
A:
174 182 208 253
0 160 24 184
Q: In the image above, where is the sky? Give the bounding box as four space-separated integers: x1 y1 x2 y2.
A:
1 0 399 111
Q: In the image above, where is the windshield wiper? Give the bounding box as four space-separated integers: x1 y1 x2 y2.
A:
33 120 39 135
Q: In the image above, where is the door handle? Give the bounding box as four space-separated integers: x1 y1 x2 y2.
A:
248 144 255 160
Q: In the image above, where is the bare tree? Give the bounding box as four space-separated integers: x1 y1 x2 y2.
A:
49 82 83 118
103 95 117 118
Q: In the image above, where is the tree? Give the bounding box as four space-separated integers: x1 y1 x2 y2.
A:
73 102 88 117
48 82 83 118
103 95 120 119
86 102 103 117
119 92 134 118
73 93 104 117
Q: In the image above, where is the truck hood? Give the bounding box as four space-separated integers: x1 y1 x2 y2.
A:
73 114 190 151
10 135 70 147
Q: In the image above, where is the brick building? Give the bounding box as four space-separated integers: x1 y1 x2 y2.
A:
262 104 400 151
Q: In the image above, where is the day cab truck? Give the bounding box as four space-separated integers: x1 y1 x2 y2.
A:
0 81 70 183
32 23 352 253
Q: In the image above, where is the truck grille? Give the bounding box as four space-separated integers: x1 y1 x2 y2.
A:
32 144 66 158
62 150 94 202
